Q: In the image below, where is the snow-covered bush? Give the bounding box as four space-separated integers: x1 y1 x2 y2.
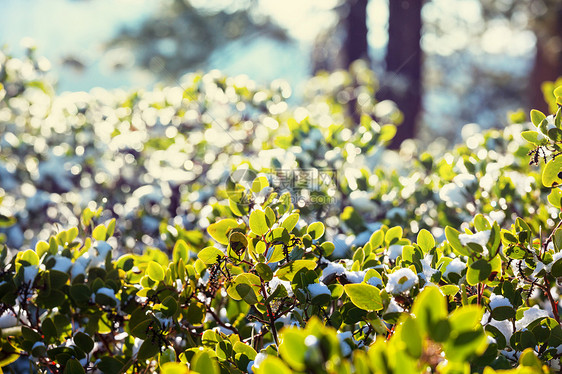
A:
1 50 562 373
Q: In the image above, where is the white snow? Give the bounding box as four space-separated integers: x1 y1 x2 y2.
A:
23 266 39 284
481 311 513 343
420 254 438 280
459 230 491 248
52 256 73 273
386 245 403 261
344 270 365 284
385 298 405 314
269 277 293 297
366 276 382 287
442 258 466 279
439 183 466 208
0 310 19 329
252 352 267 369
488 211 506 225
96 287 118 304
489 294 512 310
337 331 352 356
385 268 418 295
515 305 550 330
320 261 346 282
386 207 406 220
31 341 45 350
307 282 331 298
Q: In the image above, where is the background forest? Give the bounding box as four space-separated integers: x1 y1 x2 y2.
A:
3 0 561 145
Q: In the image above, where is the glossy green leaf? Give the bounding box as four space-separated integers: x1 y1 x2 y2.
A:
147 261 165 282
191 349 219 374
416 229 435 252
278 328 306 371
64 359 85 374
207 219 239 245
281 213 299 232
172 240 189 263
466 259 492 286
197 246 225 265
411 286 447 335
530 109 546 127
307 222 325 240
344 284 383 311
542 156 562 188
74 332 94 353
250 210 269 236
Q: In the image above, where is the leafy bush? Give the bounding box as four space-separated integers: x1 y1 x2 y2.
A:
1 50 562 373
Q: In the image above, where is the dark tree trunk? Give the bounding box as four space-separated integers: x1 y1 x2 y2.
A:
378 0 423 149
343 0 369 68
530 5 562 113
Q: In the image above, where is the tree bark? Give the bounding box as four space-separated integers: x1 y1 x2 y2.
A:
530 5 562 113
378 0 423 149
343 0 369 68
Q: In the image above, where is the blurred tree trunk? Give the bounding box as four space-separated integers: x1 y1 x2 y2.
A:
378 0 423 149
343 0 369 68
530 5 562 113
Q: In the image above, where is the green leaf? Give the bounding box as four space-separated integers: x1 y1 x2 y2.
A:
399 317 422 358
250 210 269 236
307 222 325 240
278 328 306 371
275 260 316 281
369 230 384 249
138 339 161 360
191 349 220 374
445 227 470 257
264 206 276 227
42 318 58 342
416 229 435 252
254 356 292 374
281 213 299 232
466 259 492 286
551 257 562 277
530 109 546 127
197 246 225 265
92 224 107 241
521 130 545 145
159 346 177 367
548 188 562 209
160 363 189 374
207 219 239 245
256 262 273 282
344 284 383 311
172 240 189 263
411 286 447 336
380 124 396 142
74 332 94 353
542 156 562 188
229 232 248 256
97 357 125 373
233 341 257 361
252 176 269 193
321 242 335 256
147 261 165 282
64 359 85 374
21 249 39 266
235 283 259 304
160 296 178 317
491 306 516 321
385 226 403 246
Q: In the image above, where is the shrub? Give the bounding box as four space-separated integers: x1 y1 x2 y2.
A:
0 50 561 373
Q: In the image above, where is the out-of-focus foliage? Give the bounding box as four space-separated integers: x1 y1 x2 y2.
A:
1 50 562 373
